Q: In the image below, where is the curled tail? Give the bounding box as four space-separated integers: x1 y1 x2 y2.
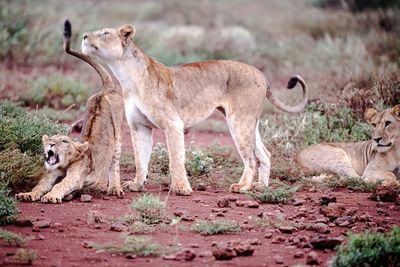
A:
63 20 114 90
266 74 308 113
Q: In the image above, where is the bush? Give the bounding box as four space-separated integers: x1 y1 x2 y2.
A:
323 176 379 192
0 184 18 225
249 184 297 204
192 219 242 235
0 228 26 246
22 74 90 109
0 102 67 192
131 194 166 224
93 236 161 256
10 248 37 265
333 227 400 267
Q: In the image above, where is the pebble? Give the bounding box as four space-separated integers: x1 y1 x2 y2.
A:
217 197 230 208
306 251 320 265
80 194 93 202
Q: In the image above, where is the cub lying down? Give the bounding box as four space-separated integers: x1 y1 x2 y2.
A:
296 105 400 185
15 20 124 203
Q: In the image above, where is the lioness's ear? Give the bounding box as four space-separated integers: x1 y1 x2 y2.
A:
391 104 400 120
118 24 135 46
42 135 49 144
75 141 89 154
364 108 378 124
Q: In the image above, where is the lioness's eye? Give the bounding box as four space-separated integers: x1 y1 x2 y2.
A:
102 31 110 36
384 121 392 128
61 140 69 143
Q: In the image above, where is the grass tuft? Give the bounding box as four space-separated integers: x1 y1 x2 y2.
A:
93 236 161 256
192 219 242 235
10 248 37 265
0 184 18 225
250 184 297 204
131 194 166 225
0 228 26 246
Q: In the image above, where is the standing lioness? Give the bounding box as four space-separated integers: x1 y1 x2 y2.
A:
82 24 308 195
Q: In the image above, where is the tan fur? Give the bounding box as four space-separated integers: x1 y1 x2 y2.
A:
296 105 400 185
15 21 124 203
81 24 308 195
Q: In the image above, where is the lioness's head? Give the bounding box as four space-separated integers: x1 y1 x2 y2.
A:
42 135 89 170
365 105 400 153
82 24 135 60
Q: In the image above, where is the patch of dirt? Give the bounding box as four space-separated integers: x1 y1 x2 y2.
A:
2 127 400 266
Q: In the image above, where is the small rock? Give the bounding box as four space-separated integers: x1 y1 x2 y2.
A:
292 198 305 206
173 209 194 221
278 225 296 234
37 234 45 240
376 208 389 216
370 185 400 202
335 216 355 227
63 194 74 201
306 251 319 265
230 241 254 256
212 242 237 260
80 194 92 202
320 203 346 221
228 196 238 202
110 221 126 232
217 197 230 208
164 249 196 261
310 235 343 250
306 223 330 234
359 213 373 222
264 232 273 239
320 194 336 206
33 219 51 229
235 201 245 207
273 255 284 264
53 222 62 228
196 183 207 191
244 200 259 208
211 208 228 213
248 239 262 245
14 217 33 227
294 251 304 258
271 236 286 244
126 254 137 259
102 196 111 200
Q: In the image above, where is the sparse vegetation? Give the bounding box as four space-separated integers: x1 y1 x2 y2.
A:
322 176 380 192
0 228 26 246
250 184 297 204
192 219 242 235
0 184 18 225
131 194 166 224
10 248 37 265
93 236 161 257
333 227 400 267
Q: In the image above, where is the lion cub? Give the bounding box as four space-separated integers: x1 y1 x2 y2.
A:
296 105 400 185
16 20 124 203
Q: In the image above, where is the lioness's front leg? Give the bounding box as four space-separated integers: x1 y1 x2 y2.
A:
123 123 153 192
165 121 192 196
363 157 398 185
41 165 84 204
15 169 64 202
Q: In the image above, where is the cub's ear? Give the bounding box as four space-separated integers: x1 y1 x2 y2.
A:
75 141 89 154
364 108 378 124
391 104 400 120
42 135 49 144
118 24 135 46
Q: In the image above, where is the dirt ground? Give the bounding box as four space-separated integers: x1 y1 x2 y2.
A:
2 126 400 267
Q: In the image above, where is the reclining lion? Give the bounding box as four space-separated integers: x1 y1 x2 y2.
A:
296 105 400 185
81 23 308 195
15 21 124 203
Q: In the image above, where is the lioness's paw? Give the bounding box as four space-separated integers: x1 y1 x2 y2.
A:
171 181 192 196
123 181 144 192
15 192 42 202
41 193 62 204
107 184 125 197
229 183 251 193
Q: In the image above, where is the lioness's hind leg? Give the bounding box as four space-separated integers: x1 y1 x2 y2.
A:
108 138 124 196
254 128 271 187
227 116 258 193
296 144 359 178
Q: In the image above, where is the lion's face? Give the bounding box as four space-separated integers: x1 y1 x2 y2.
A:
42 135 88 170
82 25 135 61
365 105 400 153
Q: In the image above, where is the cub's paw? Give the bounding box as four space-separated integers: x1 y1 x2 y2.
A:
229 183 251 193
107 184 125 197
41 193 62 204
171 181 192 196
15 192 42 202
123 181 145 192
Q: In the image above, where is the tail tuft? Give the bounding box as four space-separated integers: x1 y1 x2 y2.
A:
287 76 299 89
64 20 72 39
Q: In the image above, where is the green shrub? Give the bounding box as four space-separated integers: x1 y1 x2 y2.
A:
250 184 297 204
185 144 214 176
22 74 90 109
131 194 166 224
0 228 26 246
0 184 18 225
93 236 161 256
333 227 400 267
192 219 242 235
10 248 37 265
0 102 67 192
323 176 379 192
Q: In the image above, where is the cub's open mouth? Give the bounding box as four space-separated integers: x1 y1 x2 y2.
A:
377 142 392 148
46 150 59 165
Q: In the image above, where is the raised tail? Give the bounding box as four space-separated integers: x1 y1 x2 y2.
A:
266 74 308 113
63 20 114 90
